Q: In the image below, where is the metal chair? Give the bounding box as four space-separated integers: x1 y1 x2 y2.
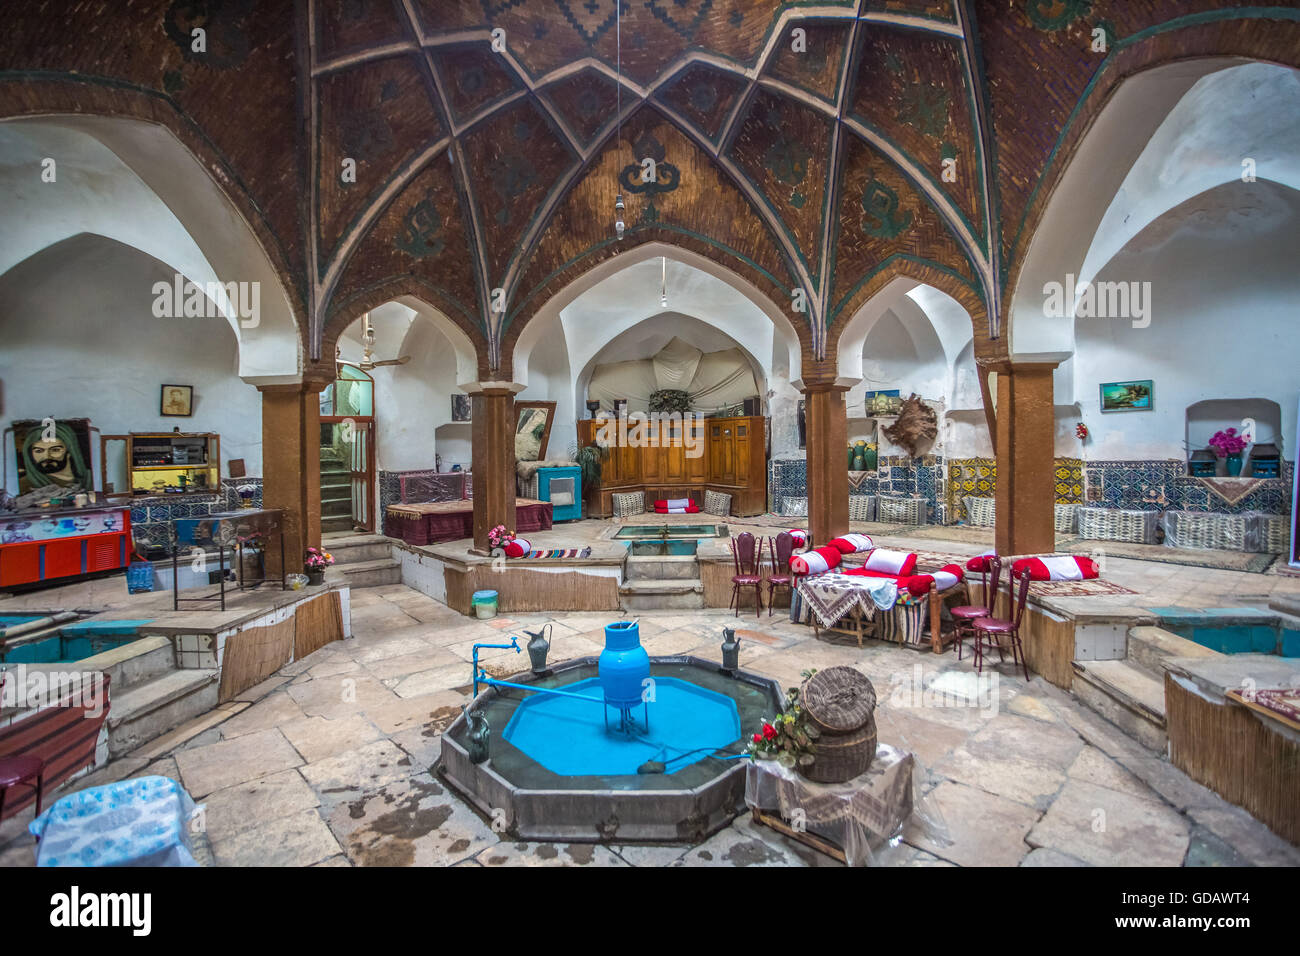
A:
950 556 1002 660
971 568 1032 680
729 532 763 618
765 531 795 617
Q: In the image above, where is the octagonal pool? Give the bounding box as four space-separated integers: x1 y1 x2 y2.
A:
439 657 782 843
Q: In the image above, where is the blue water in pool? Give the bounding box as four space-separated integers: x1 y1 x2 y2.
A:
1150 607 1300 657
0 620 152 664
503 677 741 776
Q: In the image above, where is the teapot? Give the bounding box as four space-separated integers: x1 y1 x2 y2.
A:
464 705 490 764
525 624 552 675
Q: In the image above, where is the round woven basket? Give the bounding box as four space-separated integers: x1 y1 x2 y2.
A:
800 666 878 784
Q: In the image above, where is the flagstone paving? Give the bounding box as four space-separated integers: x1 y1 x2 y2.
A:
3 583 1298 868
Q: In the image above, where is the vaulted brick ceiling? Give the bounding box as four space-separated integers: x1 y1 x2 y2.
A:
2 0 1297 377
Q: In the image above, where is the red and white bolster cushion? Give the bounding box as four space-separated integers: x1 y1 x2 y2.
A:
503 537 531 558
654 498 700 514
1012 555 1099 581
789 545 843 576
900 564 965 595
965 550 997 572
787 529 809 551
828 533 875 555
860 548 918 577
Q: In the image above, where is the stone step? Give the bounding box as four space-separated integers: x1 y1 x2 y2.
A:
321 474 351 489
321 514 354 533
623 555 700 582
331 557 401 589
107 668 220 759
1127 625 1219 679
322 496 352 517
619 578 705 611
1071 659 1167 753
322 536 392 564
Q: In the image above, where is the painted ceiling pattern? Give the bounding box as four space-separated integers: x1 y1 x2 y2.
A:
0 0 1297 376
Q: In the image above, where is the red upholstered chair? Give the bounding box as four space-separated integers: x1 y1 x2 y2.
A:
971 568 1032 680
950 556 1002 660
0 755 44 822
729 532 763 619
765 532 795 617
0 667 45 822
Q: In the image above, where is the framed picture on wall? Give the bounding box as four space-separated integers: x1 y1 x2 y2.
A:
451 394 472 422
11 418 94 495
1099 380 1153 413
160 384 193 417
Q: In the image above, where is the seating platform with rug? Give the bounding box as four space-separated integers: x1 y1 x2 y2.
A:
788 537 966 651
384 498 553 546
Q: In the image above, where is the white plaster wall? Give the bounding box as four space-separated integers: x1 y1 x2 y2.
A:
1072 180 1300 461
0 235 262 490
516 314 575 459
0 118 300 380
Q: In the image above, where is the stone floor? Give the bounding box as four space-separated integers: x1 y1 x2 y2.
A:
4 582 1297 867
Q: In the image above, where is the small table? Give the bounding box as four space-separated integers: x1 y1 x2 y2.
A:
171 508 286 611
28 775 201 867
747 745 915 867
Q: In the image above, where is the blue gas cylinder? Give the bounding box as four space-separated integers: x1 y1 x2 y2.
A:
598 621 650 710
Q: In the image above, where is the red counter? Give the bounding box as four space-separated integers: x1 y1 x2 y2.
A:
0 507 132 588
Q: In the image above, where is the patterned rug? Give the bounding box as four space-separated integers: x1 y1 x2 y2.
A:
520 547 592 559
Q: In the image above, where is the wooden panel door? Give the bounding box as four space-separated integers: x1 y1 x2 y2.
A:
662 420 686 483
640 420 661 482
686 419 708 482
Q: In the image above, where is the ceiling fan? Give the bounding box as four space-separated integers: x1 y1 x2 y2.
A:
336 312 410 371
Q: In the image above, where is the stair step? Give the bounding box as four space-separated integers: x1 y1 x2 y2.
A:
1071 659 1166 752
333 557 402 589
619 578 704 611
321 515 355 533
624 555 699 582
107 669 220 758
1127 625 1219 679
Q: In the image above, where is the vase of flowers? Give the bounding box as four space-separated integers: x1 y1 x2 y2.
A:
487 525 515 550
304 547 334 585
237 484 257 509
746 672 820 772
1209 428 1248 476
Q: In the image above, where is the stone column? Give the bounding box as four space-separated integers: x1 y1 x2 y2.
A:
801 382 850 548
988 361 1059 557
466 383 518 553
258 381 326 577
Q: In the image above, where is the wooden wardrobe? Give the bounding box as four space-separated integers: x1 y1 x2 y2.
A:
576 415 766 517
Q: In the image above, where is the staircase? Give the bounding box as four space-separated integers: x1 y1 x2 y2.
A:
1071 626 1218 753
619 549 705 611
324 532 401 589
320 449 353 534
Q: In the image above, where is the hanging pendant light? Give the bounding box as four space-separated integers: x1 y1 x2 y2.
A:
660 256 668 307
613 0 625 241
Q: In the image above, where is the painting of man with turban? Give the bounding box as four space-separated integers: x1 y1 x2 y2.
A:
14 419 93 494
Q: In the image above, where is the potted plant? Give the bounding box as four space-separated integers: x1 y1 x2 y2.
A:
487 525 515 551
1209 428 1248 476
569 442 607 490
304 547 334 585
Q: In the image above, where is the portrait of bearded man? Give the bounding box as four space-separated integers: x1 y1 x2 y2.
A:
17 420 91 492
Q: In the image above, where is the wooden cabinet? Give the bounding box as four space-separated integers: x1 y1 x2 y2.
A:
576 415 766 517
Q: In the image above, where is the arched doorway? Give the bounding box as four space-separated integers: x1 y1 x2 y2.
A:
319 364 375 533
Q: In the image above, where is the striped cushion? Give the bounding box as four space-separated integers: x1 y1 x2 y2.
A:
1012 555 1099 581
861 548 918 577
828 533 875 555
790 545 843 576
503 537 531 558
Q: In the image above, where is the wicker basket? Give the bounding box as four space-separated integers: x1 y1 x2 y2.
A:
1078 506 1159 544
848 495 876 522
1054 503 1079 534
878 496 927 525
1161 510 1248 551
800 667 878 784
964 496 996 527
